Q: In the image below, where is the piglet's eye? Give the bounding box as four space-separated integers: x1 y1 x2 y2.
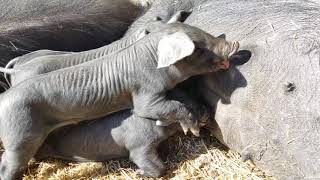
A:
194 47 203 52
195 47 209 54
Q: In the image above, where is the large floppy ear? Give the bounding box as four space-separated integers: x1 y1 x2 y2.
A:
157 32 195 68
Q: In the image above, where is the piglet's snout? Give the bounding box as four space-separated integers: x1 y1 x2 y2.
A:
221 59 230 69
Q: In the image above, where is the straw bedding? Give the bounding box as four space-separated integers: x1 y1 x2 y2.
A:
18 130 273 180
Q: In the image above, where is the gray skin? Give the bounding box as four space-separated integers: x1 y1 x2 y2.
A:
34 93 209 177
24 50 248 179
31 52 250 178
130 0 320 178
0 0 150 66
0 10 189 87
0 0 150 92
36 111 175 177
2 50 70 87
0 50 71 90
0 23 239 180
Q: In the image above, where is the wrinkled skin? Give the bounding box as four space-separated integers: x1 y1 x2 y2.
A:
1 50 70 88
32 52 249 178
1 10 190 87
129 0 320 178
0 0 147 66
0 23 237 180
0 0 150 92
1 0 318 178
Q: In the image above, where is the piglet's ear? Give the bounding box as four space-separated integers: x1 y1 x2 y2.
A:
157 32 195 68
217 34 226 39
228 41 240 58
167 10 192 23
136 29 150 40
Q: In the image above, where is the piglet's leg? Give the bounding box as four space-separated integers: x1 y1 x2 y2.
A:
129 146 165 177
0 108 50 180
0 134 46 180
133 92 209 136
163 89 211 127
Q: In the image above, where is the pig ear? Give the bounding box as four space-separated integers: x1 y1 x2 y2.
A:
228 41 240 58
217 34 226 39
157 32 195 68
136 30 150 40
167 10 192 23
153 16 163 21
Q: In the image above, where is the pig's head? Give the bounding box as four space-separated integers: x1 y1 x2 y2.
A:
156 23 240 80
129 10 193 40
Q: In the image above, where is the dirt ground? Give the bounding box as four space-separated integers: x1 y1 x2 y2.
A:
20 130 273 180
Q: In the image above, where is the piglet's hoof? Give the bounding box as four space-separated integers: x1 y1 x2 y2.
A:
156 120 172 126
136 169 145 176
179 121 200 137
136 168 164 178
190 126 200 137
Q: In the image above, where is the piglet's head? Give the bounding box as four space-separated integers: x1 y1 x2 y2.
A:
206 36 240 71
156 24 239 77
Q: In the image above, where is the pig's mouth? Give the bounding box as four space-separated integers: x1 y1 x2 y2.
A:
220 59 230 70
210 59 230 72
221 60 230 69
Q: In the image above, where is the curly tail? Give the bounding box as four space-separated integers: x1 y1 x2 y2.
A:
0 57 21 88
0 67 17 75
0 66 18 87
5 57 19 70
